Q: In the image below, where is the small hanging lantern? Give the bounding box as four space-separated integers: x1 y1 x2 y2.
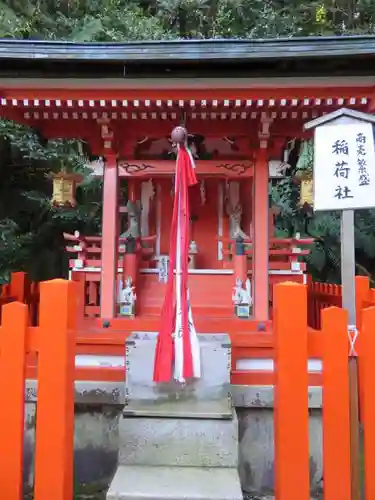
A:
51 172 83 207
300 176 314 206
295 139 314 206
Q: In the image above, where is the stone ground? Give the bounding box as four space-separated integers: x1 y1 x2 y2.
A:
244 496 320 500
24 491 321 499
23 489 323 499
24 489 106 499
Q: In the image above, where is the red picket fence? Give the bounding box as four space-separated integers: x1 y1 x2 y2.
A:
5 271 375 331
307 275 375 329
0 272 39 325
2 274 375 499
275 281 375 500
0 279 76 500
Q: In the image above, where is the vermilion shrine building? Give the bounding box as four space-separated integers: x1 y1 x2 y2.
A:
0 36 374 333
3 36 375 498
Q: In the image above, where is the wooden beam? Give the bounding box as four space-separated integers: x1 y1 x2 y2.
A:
1 86 373 100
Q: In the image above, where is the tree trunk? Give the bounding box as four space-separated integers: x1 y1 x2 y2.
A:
178 6 188 38
203 0 219 38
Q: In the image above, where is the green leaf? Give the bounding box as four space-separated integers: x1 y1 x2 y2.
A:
69 17 104 42
306 242 327 272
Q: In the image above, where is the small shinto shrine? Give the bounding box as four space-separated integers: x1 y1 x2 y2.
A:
0 38 372 336
2 37 375 500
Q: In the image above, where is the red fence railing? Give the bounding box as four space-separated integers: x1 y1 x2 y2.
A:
0 279 76 500
275 281 375 500
0 272 39 324
1 278 375 498
307 275 375 329
5 271 375 329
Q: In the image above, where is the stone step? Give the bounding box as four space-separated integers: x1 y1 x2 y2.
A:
106 465 243 500
119 413 238 467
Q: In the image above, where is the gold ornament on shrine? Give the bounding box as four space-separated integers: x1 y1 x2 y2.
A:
51 172 83 207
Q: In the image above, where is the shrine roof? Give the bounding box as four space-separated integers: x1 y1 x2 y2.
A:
0 36 375 79
0 36 375 62
0 36 374 127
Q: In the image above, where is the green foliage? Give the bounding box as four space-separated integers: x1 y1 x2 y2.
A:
0 1 172 40
1 0 375 41
0 0 375 281
0 118 101 280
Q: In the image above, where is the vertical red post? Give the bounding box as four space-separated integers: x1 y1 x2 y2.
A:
240 177 252 237
71 271 86 324
321 307 351 500
274 282 310 500
122 179 140 293
128 179 141 202
234 249 247 283
10 271 26 302
252 149 269 320
355 275 369 328
100 154 119 319
355 275 370 423
34 279 76 500
359 306 375 500
0 302 28 500
123 254 138 285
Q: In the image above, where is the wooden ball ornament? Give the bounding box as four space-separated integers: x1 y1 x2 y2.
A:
171 126 187 145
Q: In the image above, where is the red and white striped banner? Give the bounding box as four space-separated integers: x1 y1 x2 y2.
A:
153 144 201 383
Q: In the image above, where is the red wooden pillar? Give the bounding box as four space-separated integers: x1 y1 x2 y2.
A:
360 306 375 500
9 271 26 302
252 149 269 320
128 179 141 202
100 154 119 319
123 179 141 286
123 254 138 285
34 279 76 500
274 282 310 500
355 275 370 329
321 307 351 500
240 178 253 237
234 242 247 283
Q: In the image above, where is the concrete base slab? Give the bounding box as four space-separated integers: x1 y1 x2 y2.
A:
123 399 231 419
243 497 318 500
125 333 232 419
106 465 243 500
119 412 238 467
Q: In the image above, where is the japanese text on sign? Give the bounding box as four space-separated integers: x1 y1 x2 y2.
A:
313 122 375 211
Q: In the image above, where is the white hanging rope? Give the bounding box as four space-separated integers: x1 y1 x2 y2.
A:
348 324 359 357
172 142 201 383
173 180 184 382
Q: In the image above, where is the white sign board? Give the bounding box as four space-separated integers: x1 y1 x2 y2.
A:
313 122 375 211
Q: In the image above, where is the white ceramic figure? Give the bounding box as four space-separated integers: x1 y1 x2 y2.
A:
120 277 136 305
232 278 252 306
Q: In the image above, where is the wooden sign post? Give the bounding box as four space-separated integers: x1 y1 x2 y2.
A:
305 108 375 500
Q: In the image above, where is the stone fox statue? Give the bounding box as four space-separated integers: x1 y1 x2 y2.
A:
121 200 141 240
232 278 252 307
225 200 249 240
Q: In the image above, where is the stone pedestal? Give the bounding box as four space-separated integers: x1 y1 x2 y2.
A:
124 332 232 419
107 332 242 500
